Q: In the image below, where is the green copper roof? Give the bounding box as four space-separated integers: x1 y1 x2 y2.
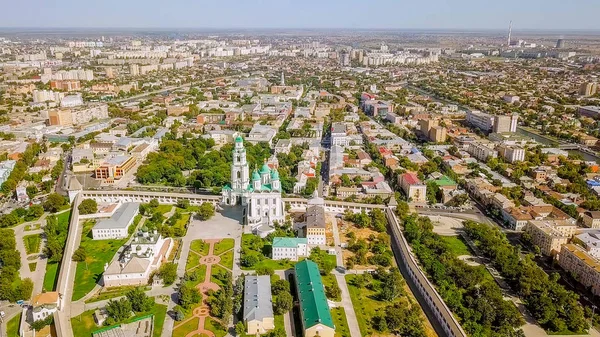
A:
433 175 457 187
271 169 280 180
252 170 261 181
294 260 335 330
260 163 271 174
222 185 232 191
235 135 243 143
273 237 308 248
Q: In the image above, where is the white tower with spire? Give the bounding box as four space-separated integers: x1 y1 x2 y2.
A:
507 20 512 46
280 72 285 86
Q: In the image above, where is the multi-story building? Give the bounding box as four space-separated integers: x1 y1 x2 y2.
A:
95 155 137 181
557 244 600 296
466 110 495 132
466 142 498 161
579 82 598 97
399 172 427 203
272 237 308 261
0 160 16 186
574 231 600 258
243 275 275 335
582 211 600 229
305 205 326 245
498 144 525 163
525 220 577 256
429 126 447 143
330 122 348 147
294 260 335 337
32 89 64 103
493 114 518 133
50 80 81 91
48 109 73 126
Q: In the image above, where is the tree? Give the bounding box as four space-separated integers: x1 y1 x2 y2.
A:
126 287 155 312
235 321 246 336
379 268 405 302
157 263 178 285
78 199 98 215
196 202 215 221
105 298 132 324
43 193 66 213
271 279 290 296
273 292 293 315
325 283 341 300
178 283 202 310
177 199 190 209
72 246 87 262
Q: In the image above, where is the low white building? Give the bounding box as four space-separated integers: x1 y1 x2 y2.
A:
102 230 172 287
272 237 308 261
31 292 60 322
92 202 139 240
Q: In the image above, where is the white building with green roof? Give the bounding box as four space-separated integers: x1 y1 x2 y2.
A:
222 136 285 236
272 237 308 261
294 260 335 337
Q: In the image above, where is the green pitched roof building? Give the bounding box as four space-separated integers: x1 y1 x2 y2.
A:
294 260 335 337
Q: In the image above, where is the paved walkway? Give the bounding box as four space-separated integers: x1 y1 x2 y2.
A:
173 239 233 337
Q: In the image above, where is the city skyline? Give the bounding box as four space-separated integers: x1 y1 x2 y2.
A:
1 0 600 30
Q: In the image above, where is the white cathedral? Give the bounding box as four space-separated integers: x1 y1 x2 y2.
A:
222 136 285 235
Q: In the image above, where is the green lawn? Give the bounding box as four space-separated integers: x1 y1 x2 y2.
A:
322 273 341 301
57 210 71 226
71 303 167 337
185 264 207 287
174 213 191 236
186 251 202 270
205 318 227 337
190 239 209 256
441 236 472 256
172 317 199 337
43 262 60 292
275 314 284 330
28 262 37 272
23 234 41 254
345 274 387 337
155 205 173 215
72 220 127 301
6 312 21 337
210 264 230 287
213 238 234 255
84 286 151 303
219 250 234 270
332 307 351 337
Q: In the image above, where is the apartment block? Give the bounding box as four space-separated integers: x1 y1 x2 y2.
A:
525 220 577 256
558 244 600 296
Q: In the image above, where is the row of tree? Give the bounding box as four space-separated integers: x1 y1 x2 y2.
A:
105 287 156 326
403 215 525 336
463 221 588 334
0 229 33 301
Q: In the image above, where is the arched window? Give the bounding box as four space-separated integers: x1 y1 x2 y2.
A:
237 171 241 179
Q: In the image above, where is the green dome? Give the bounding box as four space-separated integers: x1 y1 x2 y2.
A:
252 170 261 181
260 163 271 174
271 169 280 180
235 136 243 143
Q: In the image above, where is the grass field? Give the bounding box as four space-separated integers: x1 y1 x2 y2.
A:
213 238 234 256
219 250 234 270
346 274 388 337
72 220 127 301
172 317 199 337
84 286 151 303
174 213 191 236
71 303 167 337
155 205 173 215
23 234 41 254
185 264 207 287
57 210 71 226
441 235 472 256
28 262 37 272
205 318 227 337
43 262 60 292
6 312 21 337
190 239 209 256
332 307 351 337
241 258 296 271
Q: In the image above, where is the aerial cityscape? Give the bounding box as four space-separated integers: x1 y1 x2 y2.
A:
1 2 600 337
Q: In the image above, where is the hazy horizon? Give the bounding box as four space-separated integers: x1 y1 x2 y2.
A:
1 0 599 31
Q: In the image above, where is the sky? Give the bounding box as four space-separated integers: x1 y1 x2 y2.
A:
1 0 599 30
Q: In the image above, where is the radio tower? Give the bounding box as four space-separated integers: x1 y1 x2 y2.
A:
507 20 512 46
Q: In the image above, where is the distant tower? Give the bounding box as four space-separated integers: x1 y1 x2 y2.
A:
507 20 512 46
556 39 565 48
280 72 285 86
